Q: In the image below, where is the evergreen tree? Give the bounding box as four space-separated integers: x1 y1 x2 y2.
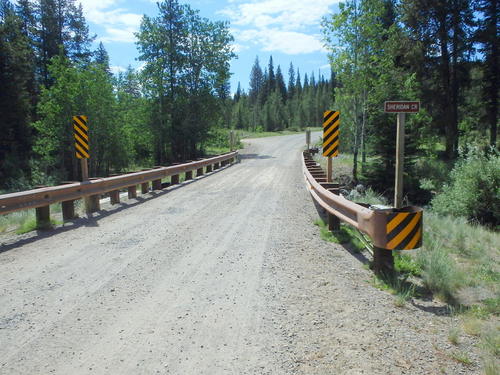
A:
276 65 287 101
249 56 264 105
475 0 498 147
0 1 34 185
287 62 295 100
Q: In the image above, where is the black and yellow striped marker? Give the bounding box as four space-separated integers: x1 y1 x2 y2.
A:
386 211 422 250
323 110 339 157
73 115 89 159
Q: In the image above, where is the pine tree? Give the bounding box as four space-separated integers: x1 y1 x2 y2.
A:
0 1 34 186
287 62 295 100
476 0 498 147
276 65 287 101
249 56 264 105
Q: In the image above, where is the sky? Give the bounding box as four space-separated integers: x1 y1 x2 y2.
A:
77 0 340 93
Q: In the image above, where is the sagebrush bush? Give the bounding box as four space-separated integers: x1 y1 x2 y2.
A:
417 241 465 303
431 148 499 225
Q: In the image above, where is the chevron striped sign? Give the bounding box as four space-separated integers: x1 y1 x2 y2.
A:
323 110 339 157
73 115 89 159
385 210 423 250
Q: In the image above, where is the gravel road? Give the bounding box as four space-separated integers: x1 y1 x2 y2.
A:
0 134 481 374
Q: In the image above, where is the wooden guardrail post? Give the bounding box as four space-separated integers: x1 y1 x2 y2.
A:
206 164 213 173
185 170 193 180
128 185 137 199
62 200 75 220
171 174 179 185
60 181 77 221
152 179 162 190
197 167 204 177
328 188 340 231
109 190 120 205
373 247 394 276
35 205 51 229
141 182 149 194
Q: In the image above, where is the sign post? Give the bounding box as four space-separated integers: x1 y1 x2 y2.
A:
73 115 92 212
305 130 311 150
384 101 420 208
323 110 340 231
322 110 340 183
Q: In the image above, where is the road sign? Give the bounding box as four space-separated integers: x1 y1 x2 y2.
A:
385 210 422 250
323 110 339 157
73 115 89 159
384 101 420 113
383 101 420 208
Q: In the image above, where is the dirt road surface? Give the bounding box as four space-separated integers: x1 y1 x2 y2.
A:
1 134 480 374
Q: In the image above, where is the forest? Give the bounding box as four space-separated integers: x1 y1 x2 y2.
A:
0 0 498 227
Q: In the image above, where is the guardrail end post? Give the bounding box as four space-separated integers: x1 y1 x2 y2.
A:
141 182 149 194
128 185 137 199
35 205 51 229
373 247 394 276
110 190 120 205
185 171 193 181
62 200 75 221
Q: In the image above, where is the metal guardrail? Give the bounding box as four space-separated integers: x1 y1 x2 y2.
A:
0 152 238 224
302 150 422 252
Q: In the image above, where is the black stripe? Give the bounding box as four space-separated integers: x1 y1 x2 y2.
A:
325 145 338 157
393 217 422 249
323 121 335 133
76 115 87 125
323 111 334 123
75 137 89 151
387 213 415 243
330 112 340 124
74 123 88 137
323 134 339 151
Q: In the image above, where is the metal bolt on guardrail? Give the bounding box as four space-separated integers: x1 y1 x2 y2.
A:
302 150 423 275
0 152 238 230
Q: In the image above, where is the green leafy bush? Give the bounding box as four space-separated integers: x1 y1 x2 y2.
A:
431 148 499 225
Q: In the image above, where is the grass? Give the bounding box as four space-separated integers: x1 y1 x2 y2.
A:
448 327 461 345
450 350 473 365
314 219 365 253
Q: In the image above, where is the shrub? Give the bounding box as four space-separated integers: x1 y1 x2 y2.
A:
431 148 499 225
416 240 466 303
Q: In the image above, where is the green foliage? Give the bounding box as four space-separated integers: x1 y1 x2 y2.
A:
431 148 499 225
394 252 422 276
417 239 466 303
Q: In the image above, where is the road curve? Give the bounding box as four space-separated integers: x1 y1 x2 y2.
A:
0 134 479 374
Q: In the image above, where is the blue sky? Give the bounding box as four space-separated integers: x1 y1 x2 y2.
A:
78 0 340 93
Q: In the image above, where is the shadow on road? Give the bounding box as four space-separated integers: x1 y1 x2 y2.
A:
0 165 233 254
239 153 274 160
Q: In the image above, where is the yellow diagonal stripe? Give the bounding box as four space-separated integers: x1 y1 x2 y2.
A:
324 140 339 156
323 123 339 139
324 127 339 141
387 212 421 249
74 133 89 149
73 125 88 141
387 212 409 233
404 227 422 250
323 116 336 128
73 117 88 131
75 143 89 158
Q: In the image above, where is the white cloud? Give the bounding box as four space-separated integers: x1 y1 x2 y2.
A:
220 0 339 54
77 0 142 43
237 28 325 54
110 65 127 74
